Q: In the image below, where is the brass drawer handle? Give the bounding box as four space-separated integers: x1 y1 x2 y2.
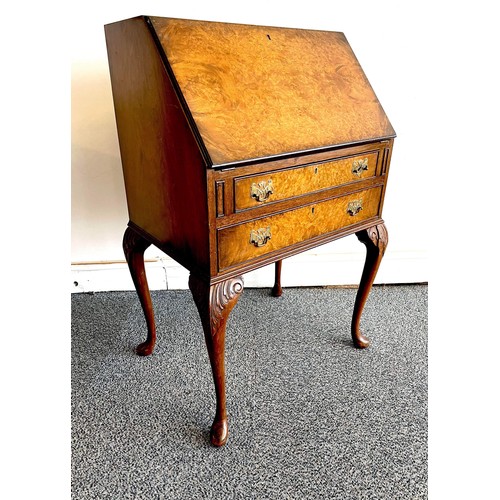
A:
250 227 271 247
352 158 369 176
250 179 273 202
347 200 363 216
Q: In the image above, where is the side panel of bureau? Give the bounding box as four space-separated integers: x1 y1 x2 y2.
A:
105 17 210 272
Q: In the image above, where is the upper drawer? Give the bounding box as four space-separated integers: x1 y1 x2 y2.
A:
234 151 380 211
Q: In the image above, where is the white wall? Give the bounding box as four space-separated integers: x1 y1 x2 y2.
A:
71 1 430 292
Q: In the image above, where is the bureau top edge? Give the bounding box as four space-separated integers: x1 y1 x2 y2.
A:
209 136 396 170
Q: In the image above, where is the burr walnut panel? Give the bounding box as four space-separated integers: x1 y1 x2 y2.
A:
149 16 395 166
218 186 383 270
234 151 379 211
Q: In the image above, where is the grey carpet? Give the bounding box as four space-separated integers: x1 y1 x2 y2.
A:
71 284 427 499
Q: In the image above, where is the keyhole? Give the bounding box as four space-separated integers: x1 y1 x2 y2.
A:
314 167 318 174
311 206 315 214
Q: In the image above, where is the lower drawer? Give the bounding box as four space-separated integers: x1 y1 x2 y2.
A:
218 186 383 270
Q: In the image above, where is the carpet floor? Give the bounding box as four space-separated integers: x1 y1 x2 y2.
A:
72 284 427 499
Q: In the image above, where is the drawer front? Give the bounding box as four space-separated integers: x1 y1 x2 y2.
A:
218 186 382 270
234 151 379 211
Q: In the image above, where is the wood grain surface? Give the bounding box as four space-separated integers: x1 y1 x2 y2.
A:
234 151 379 211
149 16 395 166
105 17 211 273
218 186 383 270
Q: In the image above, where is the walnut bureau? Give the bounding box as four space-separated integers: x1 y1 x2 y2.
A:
105 16 396 447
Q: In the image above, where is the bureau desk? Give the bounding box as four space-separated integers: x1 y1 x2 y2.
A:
105 16 395 446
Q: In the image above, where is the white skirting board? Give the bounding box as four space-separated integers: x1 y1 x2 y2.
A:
71 248 427 293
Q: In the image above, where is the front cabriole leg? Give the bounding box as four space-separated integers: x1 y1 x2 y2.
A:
123 226 157 356
189 274 244 447
351 223 389 348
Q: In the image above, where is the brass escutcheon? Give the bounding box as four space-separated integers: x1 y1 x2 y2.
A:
347 200 363 216
352 158 369 176
250 227 272 247
250 179 274 202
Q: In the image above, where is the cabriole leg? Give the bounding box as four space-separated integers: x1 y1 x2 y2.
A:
351 223 389 348
189 274 244 447
123 226 157 356
271 260 283 297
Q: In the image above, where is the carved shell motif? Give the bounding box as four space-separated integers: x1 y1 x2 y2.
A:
189 275 244 338
366 224 389 255
209 278 244 335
